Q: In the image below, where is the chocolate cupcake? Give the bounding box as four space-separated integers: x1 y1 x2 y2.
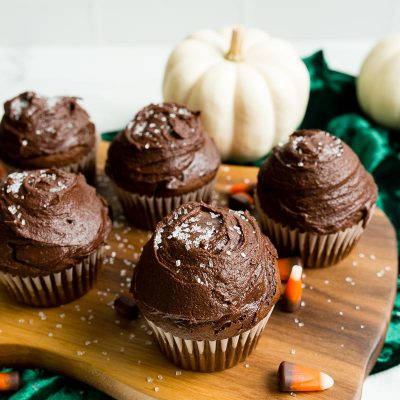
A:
256 129 378 268
0 169 111 306
106 103 220 230
131 202 280 372
0 91 97 183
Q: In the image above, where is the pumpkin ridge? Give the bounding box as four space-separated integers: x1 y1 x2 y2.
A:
230 66 240 159
182 62 222 106
359 44 400 113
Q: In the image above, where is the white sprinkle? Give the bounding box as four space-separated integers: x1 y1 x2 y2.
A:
176 259 181 267
297 161 304 167
144 143 150 149
76 351 85 356
175 371 182 376
10 97 30 119
45 127 56 134
146 377 153 383
6 172 28 194
21 139 28 146
241 252 246 258
154 387 160 392
46 96 60 109
8 205 17 215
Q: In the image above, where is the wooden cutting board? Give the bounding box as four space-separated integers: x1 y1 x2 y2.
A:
0 142 397 400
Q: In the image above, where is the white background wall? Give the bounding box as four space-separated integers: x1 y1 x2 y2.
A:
0 0 399 46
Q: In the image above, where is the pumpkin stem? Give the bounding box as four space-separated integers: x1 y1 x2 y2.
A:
225 27 243 62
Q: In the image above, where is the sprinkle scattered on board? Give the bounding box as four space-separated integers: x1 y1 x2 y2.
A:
278 361 334 392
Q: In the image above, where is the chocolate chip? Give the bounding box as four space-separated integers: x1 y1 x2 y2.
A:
114 295 139 319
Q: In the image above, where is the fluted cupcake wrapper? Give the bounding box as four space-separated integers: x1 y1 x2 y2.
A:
113 179 215 230
63 149 96 185
255 194 374 268
0 149 96 185
0 247 104 307
146 307 274 372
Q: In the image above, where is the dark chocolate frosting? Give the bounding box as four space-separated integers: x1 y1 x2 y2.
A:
257 129 378 234
131 202 280 341
0 91 96 169
0 169 111 276
106 103 220 196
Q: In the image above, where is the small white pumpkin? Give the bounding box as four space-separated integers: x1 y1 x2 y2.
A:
163 27 310 162
357 35 400 130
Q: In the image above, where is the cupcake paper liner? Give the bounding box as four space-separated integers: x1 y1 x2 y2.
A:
113 179 215 230
255 194 374 268
146 307 274 372
0 149 96 185
0 247 104 307
63 149 96 185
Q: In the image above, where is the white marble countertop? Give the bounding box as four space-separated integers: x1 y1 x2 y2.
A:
0 42 398 400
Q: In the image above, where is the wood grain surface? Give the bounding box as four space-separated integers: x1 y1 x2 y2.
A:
0 142 397 400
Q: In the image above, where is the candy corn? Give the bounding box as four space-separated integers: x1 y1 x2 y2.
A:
281 264 303 313
0 371 20 392
277 257 302 282
229 192 254 211
228 182 255 195
278 361 334 392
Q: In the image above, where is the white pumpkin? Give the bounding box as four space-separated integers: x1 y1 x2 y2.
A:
357 35 400 130
163 27 310 162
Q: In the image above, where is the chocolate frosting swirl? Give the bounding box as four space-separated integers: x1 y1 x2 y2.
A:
0 169 111 276
257 129 378 234
131 202 280 341
106 103 220 196
0 91 96 169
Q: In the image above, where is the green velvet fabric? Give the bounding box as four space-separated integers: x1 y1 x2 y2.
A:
1 50 399 399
